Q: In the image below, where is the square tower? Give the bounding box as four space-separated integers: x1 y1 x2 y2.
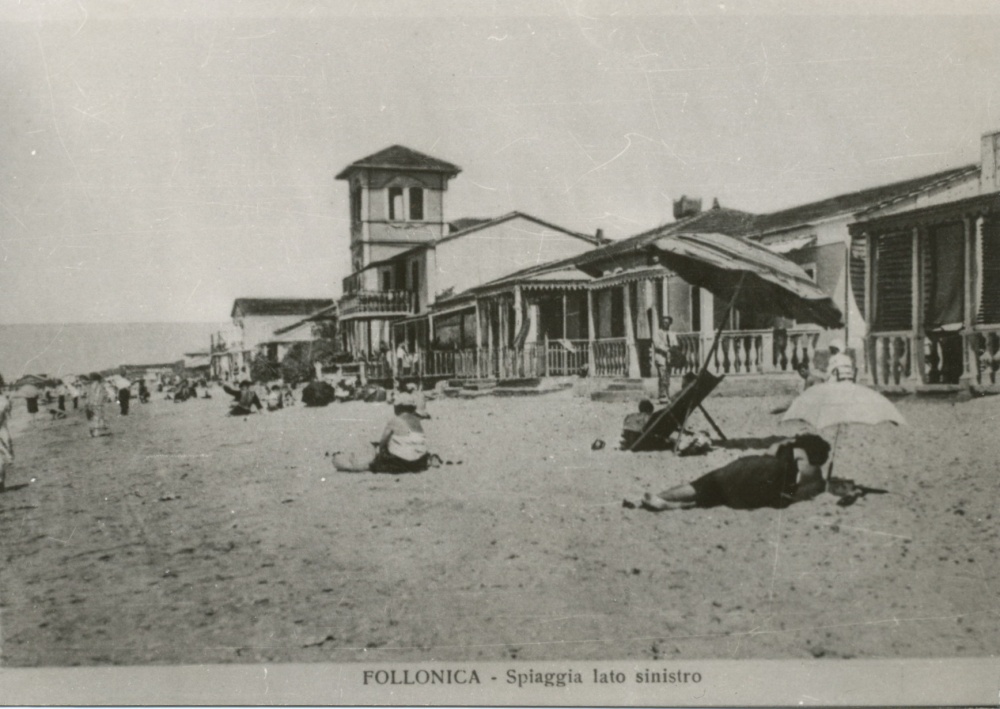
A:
336 145 461 274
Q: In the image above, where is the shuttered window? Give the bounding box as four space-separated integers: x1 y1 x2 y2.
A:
849 235 867 316
873 231 912 331
978 216 1000 324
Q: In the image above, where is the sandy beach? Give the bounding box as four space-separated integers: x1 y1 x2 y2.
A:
0 386 998 667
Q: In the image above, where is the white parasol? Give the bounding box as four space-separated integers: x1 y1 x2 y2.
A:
782 381 906 482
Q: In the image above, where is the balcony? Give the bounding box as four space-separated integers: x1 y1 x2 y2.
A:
338 290 416 319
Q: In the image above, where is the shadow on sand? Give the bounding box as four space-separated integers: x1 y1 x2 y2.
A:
715 435 787 452
0 483 31 495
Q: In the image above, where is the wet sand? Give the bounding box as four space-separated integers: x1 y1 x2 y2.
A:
1 386 998 666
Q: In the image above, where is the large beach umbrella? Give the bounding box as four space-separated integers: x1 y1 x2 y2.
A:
781 381 906 482
650 231 844 329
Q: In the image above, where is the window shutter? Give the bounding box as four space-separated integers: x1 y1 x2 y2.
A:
978 216 1000 324
873 232 912 331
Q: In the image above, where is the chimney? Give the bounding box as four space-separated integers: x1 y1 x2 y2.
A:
673 195 702 220
711 197 721 210
982 130 1000 193
595 228 604 242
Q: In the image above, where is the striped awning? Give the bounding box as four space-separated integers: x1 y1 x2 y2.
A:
589 266 668 289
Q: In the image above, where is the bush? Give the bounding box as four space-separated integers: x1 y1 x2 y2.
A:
249 351 280 383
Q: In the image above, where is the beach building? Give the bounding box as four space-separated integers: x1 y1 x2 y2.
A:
334 146 606 372
210 298 334 380
849 130 1000 393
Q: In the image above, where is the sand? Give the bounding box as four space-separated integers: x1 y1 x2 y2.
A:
0 385 998 667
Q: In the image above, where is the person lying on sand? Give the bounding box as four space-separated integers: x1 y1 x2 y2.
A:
332 393 431 474
626 433 830 511
223 380 263 416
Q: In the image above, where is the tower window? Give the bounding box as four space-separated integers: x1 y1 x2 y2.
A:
409 188 424 220
388 187 404 221
350 186 362 222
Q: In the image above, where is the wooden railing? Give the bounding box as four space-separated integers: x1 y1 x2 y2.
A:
965 326 1000 385
868 331 914 386
338 290 415 317
697 329 820 376
343 329 826 383
592 338 631 377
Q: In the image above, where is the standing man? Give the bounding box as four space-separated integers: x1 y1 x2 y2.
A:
653 315 680 402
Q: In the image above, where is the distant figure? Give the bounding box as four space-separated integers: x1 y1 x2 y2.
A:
19 383 39 420
222 379 264 416
405 381 430 419
631 434 831 512
827 338 856 383
0 392 13 490
333 394 430 474
266 385 283 412
282 383 295 407
224 380 263 416
53 380 68 412
653 315 680 402
620 399 655 450
118 381 132 415
85 374 112 438
138 380 150 404
66 380 80 410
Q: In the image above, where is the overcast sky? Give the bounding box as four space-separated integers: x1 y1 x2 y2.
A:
2 0 1000 323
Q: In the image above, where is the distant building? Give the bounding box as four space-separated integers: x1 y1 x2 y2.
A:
335 145 606 365
211 298 334 380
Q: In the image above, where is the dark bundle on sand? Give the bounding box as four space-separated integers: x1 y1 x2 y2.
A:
301 381 335 407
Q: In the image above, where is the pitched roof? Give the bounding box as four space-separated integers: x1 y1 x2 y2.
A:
750 165 977 234
435 211 607 247
335 145 462 179
449 217 493 233
272 303 339 336
231 298 335 318
353 211 606 275
567 206 759 272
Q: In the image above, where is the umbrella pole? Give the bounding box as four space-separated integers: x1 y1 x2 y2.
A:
826 423 843 485
700 272 747 374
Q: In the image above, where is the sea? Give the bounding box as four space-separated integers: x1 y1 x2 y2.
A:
0 322 227 380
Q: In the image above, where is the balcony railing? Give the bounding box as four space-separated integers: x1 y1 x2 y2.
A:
338 290 415 318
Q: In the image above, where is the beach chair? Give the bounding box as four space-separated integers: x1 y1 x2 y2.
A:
625 369 725 452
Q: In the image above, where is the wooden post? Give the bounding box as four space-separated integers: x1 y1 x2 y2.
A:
586 289 596 376
910 226 924 384
622 283 640 377
561 292 568 340
962 215 977 385
513 285 523 334
865 230 876 383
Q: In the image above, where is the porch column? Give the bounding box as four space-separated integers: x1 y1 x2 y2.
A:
561 293 568 340
661 275 669 317
474 299 482 349
962 215 977 385
586 289 596 376
513 285 523 334
622 283 641 377
865 230 877 384
486 300 494 379
910 226 924 384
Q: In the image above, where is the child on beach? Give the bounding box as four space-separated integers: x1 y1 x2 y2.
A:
0 393 13 490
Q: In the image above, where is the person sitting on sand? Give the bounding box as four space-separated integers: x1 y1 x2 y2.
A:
333 393 430 474
628 433 831 511
266 384 283 412
223 380 264 416
621 399 655 450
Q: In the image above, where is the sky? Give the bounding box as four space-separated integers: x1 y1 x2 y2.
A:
2 0 1000 324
